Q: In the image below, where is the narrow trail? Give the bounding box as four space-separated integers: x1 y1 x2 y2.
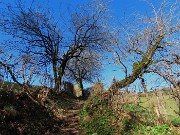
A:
60 100 84 135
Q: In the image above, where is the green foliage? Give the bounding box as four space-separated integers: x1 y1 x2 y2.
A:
1 81 179 134
121 104 179 135
169 115 180 126
80 95 117 135
123 104 155 125
147 124 178 135
123 124 178 135
80 94 179 135
0 81 22 92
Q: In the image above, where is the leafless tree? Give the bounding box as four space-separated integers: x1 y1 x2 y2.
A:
0 0 113 92
109 0 180 94
65 49 102 91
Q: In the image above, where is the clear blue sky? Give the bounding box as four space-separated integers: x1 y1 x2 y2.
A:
0 0 176 90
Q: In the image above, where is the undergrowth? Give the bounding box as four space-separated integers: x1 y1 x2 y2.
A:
80 94 179 135
80 95 118 135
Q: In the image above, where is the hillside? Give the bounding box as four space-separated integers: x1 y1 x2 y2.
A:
0 82 85 135
0 82 180 135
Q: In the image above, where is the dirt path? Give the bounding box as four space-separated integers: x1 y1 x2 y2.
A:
59 100 84 135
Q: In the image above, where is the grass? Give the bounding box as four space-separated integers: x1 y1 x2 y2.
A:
0 80 22 92
80 90 180 135
55 91 78 109
139 92 179 117
123 124 178 135
169 115 180 126
1 81 179 134
138 90 179 126
80 95 118 135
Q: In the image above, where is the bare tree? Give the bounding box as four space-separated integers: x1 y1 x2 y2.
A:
65 49 102 91
0 0 113 92
109 0 179 94
0 47 46 105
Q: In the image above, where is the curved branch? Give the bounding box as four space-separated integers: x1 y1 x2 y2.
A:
0 61 23 86
145 69 177 88
109 34 165 91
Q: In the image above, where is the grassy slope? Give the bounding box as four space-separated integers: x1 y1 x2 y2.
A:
80 90 180 135
0 81 84 135
1 81 179 134
139 91 179 116
0 91 62 134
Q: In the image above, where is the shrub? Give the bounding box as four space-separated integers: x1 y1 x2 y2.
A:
80 95 118 135
124 124 178 135
80 92 179 135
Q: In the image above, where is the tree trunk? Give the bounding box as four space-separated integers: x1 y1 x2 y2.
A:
56 59 68 92
109 34 165 91
77 78 84 98
52 60 59 92
78 78 83 90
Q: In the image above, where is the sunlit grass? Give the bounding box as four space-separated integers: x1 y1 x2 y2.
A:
139 92 178 117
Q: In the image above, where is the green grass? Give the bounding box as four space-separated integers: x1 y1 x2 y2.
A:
139 94 178 116
80 91 180 135
0 80 22 92
138 91 179 126
123 124 178 135
1 81 179 134
169 115 180 126
80 95 118 135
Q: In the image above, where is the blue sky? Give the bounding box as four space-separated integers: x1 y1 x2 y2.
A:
0 0 177 90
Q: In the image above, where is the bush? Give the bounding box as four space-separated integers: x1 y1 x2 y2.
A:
124 124 178 135
80 95 118 135
80 93 179 135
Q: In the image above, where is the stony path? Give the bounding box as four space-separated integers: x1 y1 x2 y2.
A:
60 100 84 135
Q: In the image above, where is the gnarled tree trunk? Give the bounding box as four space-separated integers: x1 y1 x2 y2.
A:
109 34 165 91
